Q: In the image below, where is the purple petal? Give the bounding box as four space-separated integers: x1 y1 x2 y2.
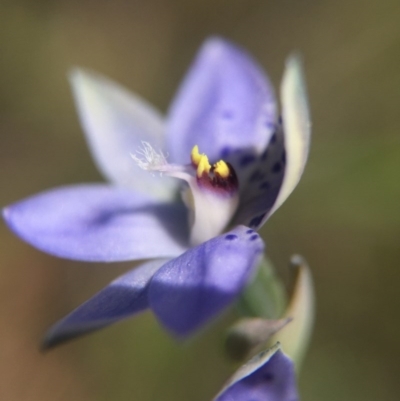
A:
166 37 276 165
233 122 285 229
70 69 177 201
3 184 188 262
214 344 298 401
149 225 264 337
234 57 311 229
42 260 166 349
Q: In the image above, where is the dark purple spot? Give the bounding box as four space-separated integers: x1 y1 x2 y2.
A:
225 234 238 241
222 110 234 119
250 234 259 241
281 150 286 164
261 149 268 161
240 154 256 167
265 121 275 130
249 213 266 228
259 181 270 190
270 133 277 144
262 372 274 381
278 115 283 124
250 170 265 182
221 147 231 158
272 162 282 173
246 229 254 234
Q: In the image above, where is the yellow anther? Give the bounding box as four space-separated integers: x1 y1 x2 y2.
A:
191 145 229 179
191 145 202 166
197 155 211 177
214 160 230 178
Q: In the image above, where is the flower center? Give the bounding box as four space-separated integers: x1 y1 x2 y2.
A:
132 143 240 245
190 145 238 194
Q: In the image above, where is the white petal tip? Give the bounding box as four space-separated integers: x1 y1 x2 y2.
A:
68 68 105 92
68 67 88 86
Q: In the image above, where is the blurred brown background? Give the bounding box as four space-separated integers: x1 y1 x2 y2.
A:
1 0 400 400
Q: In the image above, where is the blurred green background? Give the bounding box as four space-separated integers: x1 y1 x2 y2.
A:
1 0 400 400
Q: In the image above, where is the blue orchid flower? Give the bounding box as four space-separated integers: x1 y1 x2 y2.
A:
214 343 298 401
3 38 310 348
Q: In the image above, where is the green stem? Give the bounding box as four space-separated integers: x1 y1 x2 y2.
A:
238 256 287 319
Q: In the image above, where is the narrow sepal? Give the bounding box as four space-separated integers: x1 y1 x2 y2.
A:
42 259 166 349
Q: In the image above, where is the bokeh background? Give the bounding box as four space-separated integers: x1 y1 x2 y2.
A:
1 0 400 400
